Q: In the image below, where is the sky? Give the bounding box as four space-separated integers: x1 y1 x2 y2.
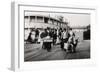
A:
25 11 90 27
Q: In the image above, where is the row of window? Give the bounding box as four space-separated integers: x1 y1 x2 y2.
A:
24 16 68 26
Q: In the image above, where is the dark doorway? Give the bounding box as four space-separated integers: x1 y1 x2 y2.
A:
44 18 49 23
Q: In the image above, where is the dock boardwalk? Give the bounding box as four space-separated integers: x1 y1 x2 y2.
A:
24 40 90 61
24 44 42 60
24 44 64 61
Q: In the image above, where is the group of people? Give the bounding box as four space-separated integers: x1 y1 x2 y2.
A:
60 28 79 53
40 27 79 53
27 28 40 43
27 27 79 53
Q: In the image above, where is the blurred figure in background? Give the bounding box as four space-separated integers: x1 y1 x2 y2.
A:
53 29 57 45
56 28 60 44
60 28 69 51
35 28 39 43
27 29 36 43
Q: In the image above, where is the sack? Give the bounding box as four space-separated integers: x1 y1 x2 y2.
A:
56 37 60 44
64 43 69 50
68 37 73 44
40 41 43 48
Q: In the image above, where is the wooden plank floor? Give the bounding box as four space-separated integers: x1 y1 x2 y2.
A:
24 40 90 62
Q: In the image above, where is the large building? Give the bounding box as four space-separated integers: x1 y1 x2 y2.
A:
24 14 68 41
24 14 68 29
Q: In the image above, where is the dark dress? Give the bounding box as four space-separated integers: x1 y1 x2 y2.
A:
27 32 32 43
40 31 52 52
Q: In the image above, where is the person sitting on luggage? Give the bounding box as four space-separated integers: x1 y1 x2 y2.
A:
68 28 74 53
68 28 78 53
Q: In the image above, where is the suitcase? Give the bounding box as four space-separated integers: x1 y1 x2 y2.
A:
64 43 69 50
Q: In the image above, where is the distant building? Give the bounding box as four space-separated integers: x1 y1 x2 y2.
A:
71 25 90 41
83 25 90 40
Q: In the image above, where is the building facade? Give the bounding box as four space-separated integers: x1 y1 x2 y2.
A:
24 14 68 41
